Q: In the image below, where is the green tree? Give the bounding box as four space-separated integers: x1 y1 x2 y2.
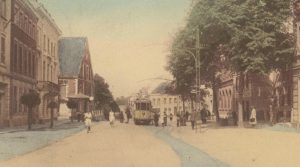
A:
94 73 119 120
168 0 294 122
20 90 41 130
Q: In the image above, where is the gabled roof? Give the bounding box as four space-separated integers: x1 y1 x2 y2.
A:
59 37 87 77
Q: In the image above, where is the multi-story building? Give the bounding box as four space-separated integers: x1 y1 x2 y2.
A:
218 70 234 119
149 93 213 116
292 0 300 125
218 71 273 123
8 0 38 126
0 0 12 127
59 37 94 118
29 0 61 123
150 94 187 115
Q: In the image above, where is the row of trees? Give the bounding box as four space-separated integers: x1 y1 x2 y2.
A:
167 0 295 121
94 74 120 119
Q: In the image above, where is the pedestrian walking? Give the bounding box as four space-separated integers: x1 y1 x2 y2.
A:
201 107 208 124
249 106 257 127
109 110 115 127
182 111 186 126
120 111 124 123
154 112 160 127
163 112 167 127
190 110 196 130
76 110 81 122
176 112 181 127
170 113 173 122
185 112 189 123
84 111 92 133
232 111 238 126
125 108 131 123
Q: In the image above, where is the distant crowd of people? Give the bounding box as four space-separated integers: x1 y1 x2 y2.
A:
79 105 258 134
152 106 211 130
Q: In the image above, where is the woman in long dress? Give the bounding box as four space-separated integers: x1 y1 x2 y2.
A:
249 107 257 127
109 110 115 127
84 111 92 133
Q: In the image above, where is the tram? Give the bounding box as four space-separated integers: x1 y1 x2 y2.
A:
133 98 153 125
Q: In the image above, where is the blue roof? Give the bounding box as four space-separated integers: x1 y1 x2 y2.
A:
59 37 87 77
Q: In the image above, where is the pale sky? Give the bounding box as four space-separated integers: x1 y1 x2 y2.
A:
40 0 191 97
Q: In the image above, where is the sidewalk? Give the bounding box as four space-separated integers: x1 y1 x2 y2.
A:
0 118 74 134
0 118 86 161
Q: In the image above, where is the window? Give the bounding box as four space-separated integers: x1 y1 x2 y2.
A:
164 98 166 104
32 54 35 78
13 41 18 71
47 38 50 54
0 37 5 63
24 49 27 75
28 21 32 36
43 61 46 81
13 86 17 113
14 6 19 24
258 87 261 97
18 45 22 73
50 65 52 81
24 16 28 33
28 52 31 76
19 88 23 112
136 102 150 110
174 98 177 103
43 35 46 50
1 0 7 18
19 12 23 29
47 63 49 81
169 98 172 104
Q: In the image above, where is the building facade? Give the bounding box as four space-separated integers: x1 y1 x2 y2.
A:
29 0 61 123
59 37 94 118
218 70 234 119
218 71 273 123
0 0 12 127
292 1 300 125
8 0 38 126
150 94 188 115
149 93 213 116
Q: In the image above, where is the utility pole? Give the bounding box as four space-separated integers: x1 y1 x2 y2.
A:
196 28 200 112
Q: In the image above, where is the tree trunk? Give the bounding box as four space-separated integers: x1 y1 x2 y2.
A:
212 77 219 122
238 72 244 127
190 95 194 111
28 107 32 130
50 107 54 128
182 95 186 114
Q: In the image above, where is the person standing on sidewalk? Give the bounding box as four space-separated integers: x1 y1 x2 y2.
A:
170 113 173 122
163 112 168 127
176 112 181 127
249 106 257 127
125 108 131 123
154 112 160 127
190 110 196 130
84 111 92 133
109 110 115 127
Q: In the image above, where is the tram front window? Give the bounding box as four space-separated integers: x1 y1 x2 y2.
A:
136 102 150 110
